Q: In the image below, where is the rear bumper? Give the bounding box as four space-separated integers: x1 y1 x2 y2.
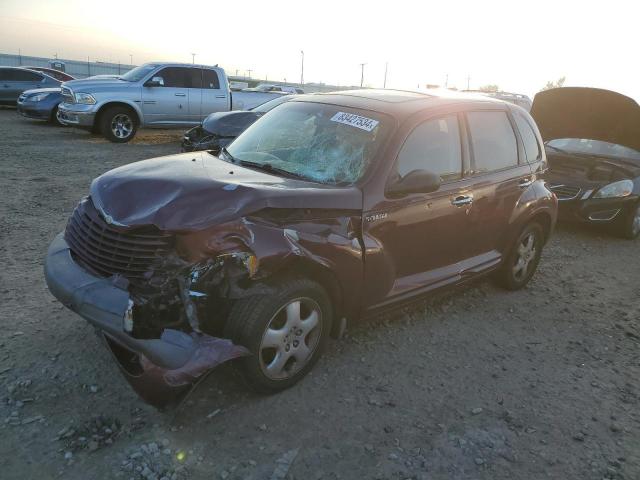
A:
44 233 248 407
57 103 96 127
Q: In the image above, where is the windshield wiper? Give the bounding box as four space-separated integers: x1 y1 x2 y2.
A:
219 146 237 163
238 159 306 180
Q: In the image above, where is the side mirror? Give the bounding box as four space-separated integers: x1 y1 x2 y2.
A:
145 76 164 87
387 169 441 196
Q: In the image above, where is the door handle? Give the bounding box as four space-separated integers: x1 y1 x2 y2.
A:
519 178 533 188
215 95 226 98
451 195 473 207
174 93 186 97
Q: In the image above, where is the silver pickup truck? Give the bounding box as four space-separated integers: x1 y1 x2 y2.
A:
57 63 287 142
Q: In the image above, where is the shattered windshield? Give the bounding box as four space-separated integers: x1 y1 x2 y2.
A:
548 138 640 161
225 102 389 185
120 64 157 82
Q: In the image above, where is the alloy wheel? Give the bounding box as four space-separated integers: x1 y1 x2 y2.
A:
512 232 537 281
110 113 133 139
259 297 322 380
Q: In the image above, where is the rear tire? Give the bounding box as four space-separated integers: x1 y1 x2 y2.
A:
495 222 544 291
100 106 138 143
616 202 640 240
224 278 332 393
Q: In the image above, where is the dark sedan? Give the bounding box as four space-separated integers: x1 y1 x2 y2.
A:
531 87 640 239
182 94 296 153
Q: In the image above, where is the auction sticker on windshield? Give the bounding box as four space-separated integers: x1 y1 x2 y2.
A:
330 112 379 132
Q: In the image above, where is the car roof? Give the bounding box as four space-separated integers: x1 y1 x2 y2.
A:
290 88 506 120
144 62 222 70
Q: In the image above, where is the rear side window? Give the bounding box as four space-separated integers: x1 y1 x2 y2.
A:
514 112 541 163
467 111 518 173
396 115 462 182
203 69 220 89
12 70 43 82
155 67 191 88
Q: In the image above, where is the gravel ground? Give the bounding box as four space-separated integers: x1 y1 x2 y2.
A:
1 109 639 480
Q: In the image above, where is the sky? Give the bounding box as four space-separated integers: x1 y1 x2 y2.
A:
0 0 638 100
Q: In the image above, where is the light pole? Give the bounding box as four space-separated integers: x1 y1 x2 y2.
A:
300 50 304 86
191 53 196 64
359 63 366 88
383 62 388 88
129 54 133 66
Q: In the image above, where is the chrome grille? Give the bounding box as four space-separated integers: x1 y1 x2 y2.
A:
64 198 173 286
61 86 74 104
550 184 581 200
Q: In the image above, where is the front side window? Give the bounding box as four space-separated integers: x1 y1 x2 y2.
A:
395 115 462 182
467 111 518 173
154 67 191 88
225 102 390 185
514 112 541 163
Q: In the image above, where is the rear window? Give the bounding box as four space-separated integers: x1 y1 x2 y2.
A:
11 70 43 82
514 112 541 163
203 69 220 89
467 111 518 173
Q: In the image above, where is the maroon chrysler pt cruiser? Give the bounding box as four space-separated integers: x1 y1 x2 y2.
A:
45 89 557 407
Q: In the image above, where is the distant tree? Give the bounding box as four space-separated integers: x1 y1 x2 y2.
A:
542 76 566 91
479 84 500 93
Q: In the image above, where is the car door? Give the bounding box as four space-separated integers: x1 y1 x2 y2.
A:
3 69 43 103
464 109 534 261
141 66 190 125
363 113 476 306
200 68 230 120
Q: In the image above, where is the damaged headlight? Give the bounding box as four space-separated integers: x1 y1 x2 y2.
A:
74 92 97 105
593 180 634 199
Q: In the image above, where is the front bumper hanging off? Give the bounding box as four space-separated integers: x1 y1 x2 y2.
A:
44 233 248 407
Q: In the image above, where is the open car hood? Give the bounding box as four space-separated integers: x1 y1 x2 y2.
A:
530 87 640 152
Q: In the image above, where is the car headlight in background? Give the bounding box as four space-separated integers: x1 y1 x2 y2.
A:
593 179 634 199
29 92 51 102
74 92 96 105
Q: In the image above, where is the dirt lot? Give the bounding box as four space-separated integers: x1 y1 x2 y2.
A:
1 108 639 480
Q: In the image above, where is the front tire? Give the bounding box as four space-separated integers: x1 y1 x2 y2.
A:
224 278 332 393
50 104 63 126
495 222 544 291
100 106 138 143
616 202 640 240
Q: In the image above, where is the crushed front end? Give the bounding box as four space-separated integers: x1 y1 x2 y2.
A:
44 198 251 408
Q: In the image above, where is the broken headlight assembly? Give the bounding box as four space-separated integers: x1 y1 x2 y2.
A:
593 179 634 199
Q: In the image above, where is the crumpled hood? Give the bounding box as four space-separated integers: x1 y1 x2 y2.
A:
531 87 640 151
90 152 362 231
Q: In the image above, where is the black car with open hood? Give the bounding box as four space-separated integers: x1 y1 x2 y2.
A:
531 87 640 238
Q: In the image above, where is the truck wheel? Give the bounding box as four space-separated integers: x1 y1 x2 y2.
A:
101 106 138 143
224 278 332 393
616 202 640 239
494 222 544 291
